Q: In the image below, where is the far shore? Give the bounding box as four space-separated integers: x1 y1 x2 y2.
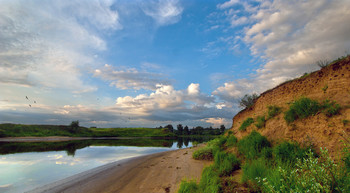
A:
27 145 210 193
0 136 170 142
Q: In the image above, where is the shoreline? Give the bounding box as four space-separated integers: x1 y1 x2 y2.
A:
26 146 210 193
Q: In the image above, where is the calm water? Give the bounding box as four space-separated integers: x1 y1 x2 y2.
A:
0 137 210 193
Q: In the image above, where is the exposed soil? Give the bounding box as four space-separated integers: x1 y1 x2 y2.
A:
231 56 350 157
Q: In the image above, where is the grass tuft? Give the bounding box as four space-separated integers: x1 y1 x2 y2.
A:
238 131 271 160
255 115 266 129
284 97 321 123
267 105 282 119
239 118 254 131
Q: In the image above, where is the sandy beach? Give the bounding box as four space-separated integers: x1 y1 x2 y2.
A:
27 146 210 193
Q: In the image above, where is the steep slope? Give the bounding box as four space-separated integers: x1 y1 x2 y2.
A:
231 56 350 156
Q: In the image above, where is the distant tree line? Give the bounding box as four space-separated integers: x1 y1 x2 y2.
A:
157 124 226 136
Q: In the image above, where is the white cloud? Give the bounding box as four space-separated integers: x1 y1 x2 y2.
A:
141 0 183 26
214 0 350 102
202 117 231 128
93 64 171 90
217 0 240 9
0 0 121 92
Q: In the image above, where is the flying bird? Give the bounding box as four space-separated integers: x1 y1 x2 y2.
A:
26 96 28 99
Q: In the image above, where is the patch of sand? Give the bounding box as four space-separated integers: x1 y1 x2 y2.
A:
27 146 210 193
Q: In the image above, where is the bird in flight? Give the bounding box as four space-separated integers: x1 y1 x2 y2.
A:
26 96 28 100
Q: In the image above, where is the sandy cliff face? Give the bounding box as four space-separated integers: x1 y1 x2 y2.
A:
231 56 350 156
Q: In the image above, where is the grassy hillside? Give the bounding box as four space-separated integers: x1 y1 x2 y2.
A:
0 123 174 138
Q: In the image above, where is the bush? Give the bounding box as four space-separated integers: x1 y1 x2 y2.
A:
178 180 199 193
199 165 221 193
225 135 237 147
273 141 308 164
284 97 321 123
267 105 282 119
207 136 227 149
193 146 219 161
214 151 240 176
239 118 254 131
255 116 266 129
259 149 350 192
238 131 271 160
316 59 330 68
322 100 341 117
239 93 258 109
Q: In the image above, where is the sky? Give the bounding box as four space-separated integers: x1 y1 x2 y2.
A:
1 0 350 128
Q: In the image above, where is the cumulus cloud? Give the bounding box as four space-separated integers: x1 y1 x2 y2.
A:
202 117 231 128
141 0 183 26
214 0 350 102
93 64 171 90
217 0 240 9
0 0 121 92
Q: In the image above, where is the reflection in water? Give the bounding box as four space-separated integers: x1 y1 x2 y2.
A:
0 137 213 193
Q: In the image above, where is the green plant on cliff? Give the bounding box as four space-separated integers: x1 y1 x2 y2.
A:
255 115 266 129
239 117 254 131
284 97 321 124
322 99 341 117
238 131 271 160
267 105 282 119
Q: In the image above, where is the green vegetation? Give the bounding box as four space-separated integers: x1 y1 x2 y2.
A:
239 117 254 131
343 119 350 126
267 105 282 119
179 130 350 193
322 99 341 117
237 131 270 160
193 146 218 161
254 115 265 129
284 97 321 124
322 84 328 93
224 135 237 148
239 93 259 109
284 97 342 123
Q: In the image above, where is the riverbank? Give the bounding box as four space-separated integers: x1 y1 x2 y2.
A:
27 146 211 193
0 136 158 142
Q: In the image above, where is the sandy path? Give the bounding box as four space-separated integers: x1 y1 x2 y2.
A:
28 146 210 193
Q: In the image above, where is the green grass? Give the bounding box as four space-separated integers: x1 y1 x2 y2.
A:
242 158 271 191
255 115 266 129
267 105 282 119
225 135 237 148
0 123 174 138
214 151 240 176
284 97 321 123
199 165 221 193
239 117 254 131
273 141 308 164
178 180 199 193
192 146 219 161
237 130 271 160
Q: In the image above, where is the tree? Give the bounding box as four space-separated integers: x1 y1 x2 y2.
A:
69 120 79 133
239 93 259 109
220 125 226 134
184 125 189 135
165 124 174 133
177 124 183 135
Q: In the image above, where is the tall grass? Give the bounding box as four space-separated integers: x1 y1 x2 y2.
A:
178 180 199 193
255 115 266 129
192 146 219 161
225 135 237 148
238 130 271 160
214 151 240 176
267 105 282 119
199 165 221 193
273 141 308 164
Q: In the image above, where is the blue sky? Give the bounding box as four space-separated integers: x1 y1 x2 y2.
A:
1 0 350 128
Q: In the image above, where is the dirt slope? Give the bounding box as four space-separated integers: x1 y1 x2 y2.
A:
230 56 350 157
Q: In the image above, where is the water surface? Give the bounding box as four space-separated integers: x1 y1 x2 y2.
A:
0 137 210 193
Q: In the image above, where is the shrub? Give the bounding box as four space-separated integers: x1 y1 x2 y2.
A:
214 151 240 176
255 115 266 129
199 165 221 193
193 146 219 161
259 149 350 192
322 100 341 117
239 118 254 131
178 180 199 193
267 105 282 119
284 97 321 123
207 136 227 149
225 135 237 147
238 131 271 160
316 59 330 68
239 93 258 109
273 141 308 164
